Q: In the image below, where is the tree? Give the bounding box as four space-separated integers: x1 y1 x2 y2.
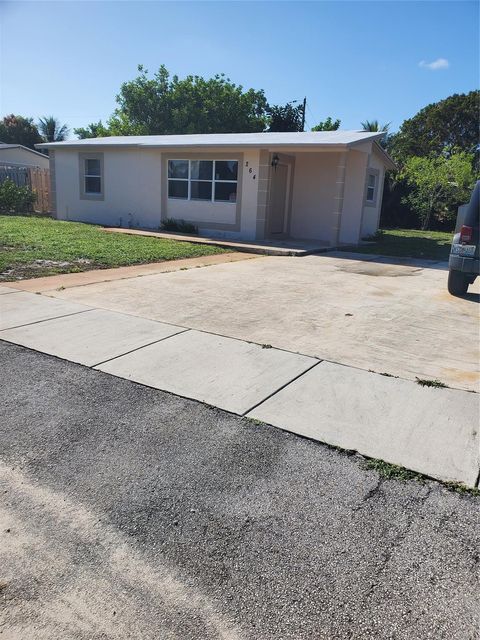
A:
360 119 390 132
79 65 269 136
0 114 42 149
311 117 341 131
267 102 303 132
38 116 69 142
400 152 476 229
74 121 110 139
390 91 479 161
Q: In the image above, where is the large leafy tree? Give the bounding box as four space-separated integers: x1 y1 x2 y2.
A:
400 152 476 229
311 117 341 131
0 114 43 149
38 116 69 142
389 91 479 161
79 65 269 137
74 121 110 139
267 102 303 132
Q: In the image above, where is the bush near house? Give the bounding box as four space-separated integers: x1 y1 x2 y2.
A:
0 215 226 280
0 179 37 214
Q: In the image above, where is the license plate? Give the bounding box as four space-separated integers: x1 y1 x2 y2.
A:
451 244 476 257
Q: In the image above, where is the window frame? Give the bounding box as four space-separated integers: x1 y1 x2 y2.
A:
79 152 104 200
167 159 238 204
364 168 379 207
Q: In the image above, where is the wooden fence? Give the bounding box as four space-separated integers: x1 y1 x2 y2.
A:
0 164 51 213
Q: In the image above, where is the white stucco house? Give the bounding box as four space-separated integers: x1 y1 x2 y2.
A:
36 131 395 245
0 143 50 169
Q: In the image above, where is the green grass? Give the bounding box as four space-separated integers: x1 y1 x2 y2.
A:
343 228 453 261
0 215 227 280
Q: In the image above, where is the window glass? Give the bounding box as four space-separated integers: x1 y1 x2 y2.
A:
168 180 188 199
366 173 376 201
85 176 101 194
191 181 212 200
215 160 238 181
215 182 237 202
168 160 189 179
85 158 101 176
191 160 213 181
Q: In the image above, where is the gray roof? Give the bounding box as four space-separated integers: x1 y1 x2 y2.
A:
0 143 48 158
36 130 384 150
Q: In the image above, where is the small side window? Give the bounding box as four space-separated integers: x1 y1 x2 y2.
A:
80 153 104 199
365 171 378 206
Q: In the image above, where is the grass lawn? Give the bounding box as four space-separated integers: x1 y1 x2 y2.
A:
0 215 227 281
344 228 453 261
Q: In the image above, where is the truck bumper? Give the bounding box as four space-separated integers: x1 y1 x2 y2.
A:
449 255 480 276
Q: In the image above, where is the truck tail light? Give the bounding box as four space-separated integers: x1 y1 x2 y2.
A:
460 225 473 243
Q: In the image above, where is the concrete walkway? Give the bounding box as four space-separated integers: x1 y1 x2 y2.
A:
103 226 330 256
1 288 478 487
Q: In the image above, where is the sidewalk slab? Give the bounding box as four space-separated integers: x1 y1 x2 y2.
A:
96 330 318 415
0 286 21 295
0 291 91 330
0 309 185 367
248 361 480 487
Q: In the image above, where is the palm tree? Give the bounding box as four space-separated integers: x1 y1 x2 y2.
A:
38 116 69 142
361 119 390 133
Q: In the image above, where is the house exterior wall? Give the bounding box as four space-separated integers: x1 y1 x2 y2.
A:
0 147 50 169
54 148 162 228
53 146 260 239
51 143 388 244
289 152 340 243
340 149 370 244
360 150 385 238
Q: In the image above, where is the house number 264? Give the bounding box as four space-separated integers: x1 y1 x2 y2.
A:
245 161 256 180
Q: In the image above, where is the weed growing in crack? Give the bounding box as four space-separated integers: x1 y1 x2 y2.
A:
415 377 448 388
362 458 424 482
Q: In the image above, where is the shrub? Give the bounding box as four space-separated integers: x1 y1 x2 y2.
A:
0 178 37 213
160 217 198 234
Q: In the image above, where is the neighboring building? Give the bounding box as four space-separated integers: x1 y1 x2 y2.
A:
0 143 50 169
37 131 395 245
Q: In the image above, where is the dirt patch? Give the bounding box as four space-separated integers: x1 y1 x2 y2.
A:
1 259 101 282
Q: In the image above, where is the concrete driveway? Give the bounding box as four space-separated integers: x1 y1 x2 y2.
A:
40 252 479 391
1 343 479 640
2 252 479 487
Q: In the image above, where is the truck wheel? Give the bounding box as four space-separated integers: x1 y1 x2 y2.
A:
448 269 469 296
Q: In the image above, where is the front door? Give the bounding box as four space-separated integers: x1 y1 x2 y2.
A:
268 163 289 236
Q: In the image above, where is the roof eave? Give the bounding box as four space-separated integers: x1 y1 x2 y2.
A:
372 141 397 171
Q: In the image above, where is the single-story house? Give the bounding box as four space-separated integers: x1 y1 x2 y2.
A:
36 131 395 245
0 143 50 169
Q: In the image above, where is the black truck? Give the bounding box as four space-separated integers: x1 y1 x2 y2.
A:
448 181 480 296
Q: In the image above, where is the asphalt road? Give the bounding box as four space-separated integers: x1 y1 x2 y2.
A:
0 341 478 640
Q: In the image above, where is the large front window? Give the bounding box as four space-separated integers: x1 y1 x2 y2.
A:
168 159 238 203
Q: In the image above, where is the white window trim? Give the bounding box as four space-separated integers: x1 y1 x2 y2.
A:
364 168 380 207
79 152 104 200
167 159 238 203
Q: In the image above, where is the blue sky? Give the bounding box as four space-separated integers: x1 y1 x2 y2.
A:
0 1 478 138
